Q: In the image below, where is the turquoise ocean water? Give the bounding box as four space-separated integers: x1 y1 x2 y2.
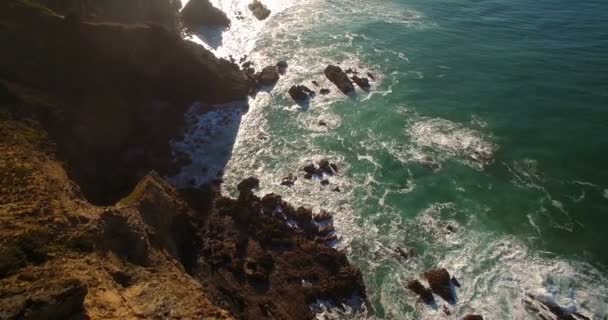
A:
173 0 608 318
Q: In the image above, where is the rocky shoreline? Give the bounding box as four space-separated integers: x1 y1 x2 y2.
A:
0 0 365 319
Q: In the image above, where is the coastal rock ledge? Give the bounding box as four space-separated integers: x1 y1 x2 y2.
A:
0 1 366 319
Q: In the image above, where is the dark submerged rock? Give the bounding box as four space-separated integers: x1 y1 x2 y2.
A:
324 65 355 94
320 88 330 95
367 72 376 80
180 0 231 29
463 315 484 320
248 0 271 20
312 80 319 87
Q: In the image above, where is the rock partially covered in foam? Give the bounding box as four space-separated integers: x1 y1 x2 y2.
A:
249 0 271 20
289 85 313 102
352 75 371 88
463 315 484 320
324 65 355 94
407 279 435 304
424 268 456 304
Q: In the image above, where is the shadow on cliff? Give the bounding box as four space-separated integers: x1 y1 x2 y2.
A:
168 101 248 189
189 26 224 49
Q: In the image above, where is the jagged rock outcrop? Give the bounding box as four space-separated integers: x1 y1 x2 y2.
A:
180 0 231 29
324 65 355 94
198 189 366 319
0 0 252 205
1 2 367 319
248 0 271 20
0 121 231 319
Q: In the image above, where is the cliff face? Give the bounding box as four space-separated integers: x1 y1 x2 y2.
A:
0 0 253 205
39 0 183 30
0 121 231 319
0 1 366 318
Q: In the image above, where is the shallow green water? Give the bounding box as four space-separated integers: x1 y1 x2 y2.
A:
175 0 608 317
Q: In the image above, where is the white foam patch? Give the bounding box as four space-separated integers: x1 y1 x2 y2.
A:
168 102 246 187
344 202 608 319
407 117 496 169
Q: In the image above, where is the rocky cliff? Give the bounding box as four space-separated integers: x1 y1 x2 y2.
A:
0 1 366 319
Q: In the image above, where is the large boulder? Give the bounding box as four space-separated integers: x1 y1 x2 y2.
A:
248 0 271 20
181 0 230 29
256 66 280 86
324 65 354 94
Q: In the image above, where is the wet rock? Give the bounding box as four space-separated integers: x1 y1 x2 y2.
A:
318 120 327 126
303 173 313 180
446 224 457 233
276 61 288 74
303 164 317 175
463 315 484 320
331 186 341 192
242 61 253 69
313 210 333 222
424 268 455 303
237 177 260 194
324 65 355 94
394 246 412 260
329 163 338 173
312 80 319 87
367 72 376 80
289 85 312 102
181 0 231 29
320 179 330 186
256 66 280 86
352 76 371 88
281 174 297 187
318 159 331 173
320 88 330 95
451 276 461 288
345 68 354 74
406 279 434 304
248 0 271 20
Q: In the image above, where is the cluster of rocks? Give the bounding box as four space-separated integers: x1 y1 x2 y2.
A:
302 159 339 184
407 268 484 319
248 0 271 20
201 178 366 318
324 65 374 95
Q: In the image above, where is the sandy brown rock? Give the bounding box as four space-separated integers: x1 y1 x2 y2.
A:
0 120 231 319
